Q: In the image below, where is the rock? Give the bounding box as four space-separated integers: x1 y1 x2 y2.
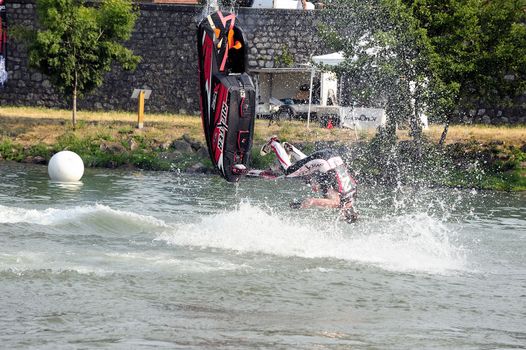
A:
30 72 42 82
21 156 46 164
489 140 504 146
482 115 491 124
100 142 126 154
186 162 207 174
171 140 193 153
129 139 140 151
190 142 203 152
159 152 182 162
158 141 171 151
197 147 209 159
495 152 510 161
462 116 472 124
32 156 47 165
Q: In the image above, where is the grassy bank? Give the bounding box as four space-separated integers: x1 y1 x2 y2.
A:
1 106 525 190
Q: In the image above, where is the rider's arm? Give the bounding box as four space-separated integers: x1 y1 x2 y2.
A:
300 189 340 209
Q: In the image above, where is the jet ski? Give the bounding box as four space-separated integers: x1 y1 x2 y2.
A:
197 9 256 182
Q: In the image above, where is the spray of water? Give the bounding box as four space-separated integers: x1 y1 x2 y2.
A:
0 183 470 275
198 0 238 23
157 199 467 274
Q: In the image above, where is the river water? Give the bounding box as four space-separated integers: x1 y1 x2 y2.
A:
0 162 524 349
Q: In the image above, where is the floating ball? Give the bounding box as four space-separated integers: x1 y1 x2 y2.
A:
48 151 84 182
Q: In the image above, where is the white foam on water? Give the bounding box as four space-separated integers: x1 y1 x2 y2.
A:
0 249 248 276
105 251 249 273
0 204 168 228
157 202 467 274
0 251 113 276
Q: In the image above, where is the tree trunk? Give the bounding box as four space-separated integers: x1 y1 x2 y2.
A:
72 71 77 130
439 121 449 146
407 80 422 141
409 107 423 141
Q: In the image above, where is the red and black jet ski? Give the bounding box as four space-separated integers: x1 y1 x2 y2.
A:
197 10 256 182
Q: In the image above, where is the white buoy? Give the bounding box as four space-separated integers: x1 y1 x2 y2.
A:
48 151 84 182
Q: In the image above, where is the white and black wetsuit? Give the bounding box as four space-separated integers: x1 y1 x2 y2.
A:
265 139 357 206
284 149 357 207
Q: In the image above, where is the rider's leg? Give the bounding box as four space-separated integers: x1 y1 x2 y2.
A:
261 137 292 170
284 149 342 177
283 142 307 162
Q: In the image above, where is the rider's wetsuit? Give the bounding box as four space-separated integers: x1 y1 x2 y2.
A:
263 138 357 208
286 149 357 208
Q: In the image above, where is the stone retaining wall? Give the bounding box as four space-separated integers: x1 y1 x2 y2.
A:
0 0 325 114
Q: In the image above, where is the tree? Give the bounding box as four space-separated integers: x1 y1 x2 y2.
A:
319 0 434 141
469 0 526 107
27 0 141 128
404 0 483 143
321 0 526 144
403 0 526 143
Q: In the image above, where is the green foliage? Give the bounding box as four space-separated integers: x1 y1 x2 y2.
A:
51 132 172 170
0 138 23 161
405 0 526 112
274 46 294 68
26 0 141 124
249 148 276 170
55 132 94 154
321 0 526 130
28 143 52 159
475 0 526 106
2 130 525 190
117 125 134 134
319 0 433 138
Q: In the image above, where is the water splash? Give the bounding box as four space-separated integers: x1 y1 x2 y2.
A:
0 204 168 229
157 201 467 274
198 0 219 23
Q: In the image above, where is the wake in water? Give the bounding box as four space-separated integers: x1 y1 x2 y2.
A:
0 204 168 233
157 201 467 274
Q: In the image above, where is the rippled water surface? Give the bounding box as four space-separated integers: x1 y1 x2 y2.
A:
1 162 525 349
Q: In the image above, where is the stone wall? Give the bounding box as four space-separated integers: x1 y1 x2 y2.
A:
0 0 326 114
458 106 526 125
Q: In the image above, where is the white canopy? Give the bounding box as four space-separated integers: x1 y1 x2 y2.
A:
311 52 345 66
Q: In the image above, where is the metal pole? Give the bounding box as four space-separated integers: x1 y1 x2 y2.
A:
137 90 145 129
307 69 314 129
352 101 358 141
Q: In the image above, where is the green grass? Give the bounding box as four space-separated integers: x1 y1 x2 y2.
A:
1 106 525 191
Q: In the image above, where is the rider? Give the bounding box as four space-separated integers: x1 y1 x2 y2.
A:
261 136 358 223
